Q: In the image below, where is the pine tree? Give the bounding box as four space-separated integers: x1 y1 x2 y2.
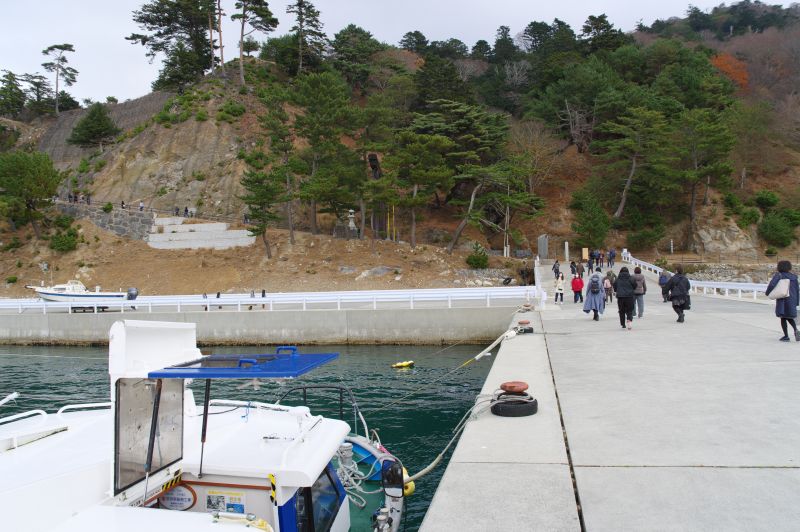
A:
385 131 454 247
571 191 610 249
414 56 472 108
0 71 26 118
286 0 326 73
0 151 61 238
331 24 385 90
41 44 78 115
21 74 53 116
399 31 428 54
67 103 121 149
232 0 278 86
240 166 284 258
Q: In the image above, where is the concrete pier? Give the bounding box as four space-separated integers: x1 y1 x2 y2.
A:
422 277 800 531
0 306 518 345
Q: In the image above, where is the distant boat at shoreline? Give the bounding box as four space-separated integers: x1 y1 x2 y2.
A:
24 280 136 302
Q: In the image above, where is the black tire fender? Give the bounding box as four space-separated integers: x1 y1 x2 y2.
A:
490 394 538 417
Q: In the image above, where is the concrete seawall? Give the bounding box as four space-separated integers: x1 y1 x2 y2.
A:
0 306 518 345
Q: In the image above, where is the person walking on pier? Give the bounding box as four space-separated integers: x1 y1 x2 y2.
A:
633 266 647 319
614 267 637 330
571 274 584 303
583 268 606 321
663 264 691 323
552 260 560 279
765 260 800 342
554 272 565 304
658 269 672 302
576 261 585 279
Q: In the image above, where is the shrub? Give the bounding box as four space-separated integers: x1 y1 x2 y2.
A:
654 258 668 269
466 242 489 269
220 100 246 117
94 159 106 171
779 208 800 227
627 226 665 251
53 215 74 230
723 192 742 213
102 202 113 213
758 212 795 247
157 186 168 196
736 207 760 229
765 246 778 256
50 228 78 252
15 260 22 268
195 109 208 121
5 276 17 284
754 190 780 211
2 237 22 252
77 159 90 173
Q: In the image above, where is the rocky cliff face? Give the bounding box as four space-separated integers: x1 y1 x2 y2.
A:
36 91 250 218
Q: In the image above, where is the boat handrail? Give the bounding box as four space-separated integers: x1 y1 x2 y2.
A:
280 415 324 467
274 385 370 438
0 409 47 426
207 399 290 412
56 402 113 414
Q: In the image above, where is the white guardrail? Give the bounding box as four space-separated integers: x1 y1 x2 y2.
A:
0 286 541 314
622 252 768 300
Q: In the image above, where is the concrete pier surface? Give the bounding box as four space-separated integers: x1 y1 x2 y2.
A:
422 285 800 530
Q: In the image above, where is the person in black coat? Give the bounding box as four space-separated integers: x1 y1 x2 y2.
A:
663 264 692 323
765 260 800 342
613 267 637 330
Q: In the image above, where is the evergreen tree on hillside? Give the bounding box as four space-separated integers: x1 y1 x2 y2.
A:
0 151 61 238
414 56 472 108
470 40 491 60
41 44 78 115
399 31 428 54
491 26 518 64
240 165 284 258
580 14 631 54
127 0 216 89
242 36 259 56
0 71 26 118
22 74 53 116
67 103 121 149
287 0 326 74
232 0 278 86
331 24 385 90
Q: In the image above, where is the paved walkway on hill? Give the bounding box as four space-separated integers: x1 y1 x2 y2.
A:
423 284 800 531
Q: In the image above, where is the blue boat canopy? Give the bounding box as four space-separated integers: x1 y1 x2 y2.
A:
147 346 338 379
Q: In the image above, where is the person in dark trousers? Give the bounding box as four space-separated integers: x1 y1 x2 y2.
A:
552 260 560 279
608 248 616 268
658 270 672 302
583 268 606 321
632 266 647 319
554 272 565 304
613 267 637 330
576 261 585 279
765 260 800 342
604 275 614 303
569 261 577 276
571 275 584 303
663 264 691 323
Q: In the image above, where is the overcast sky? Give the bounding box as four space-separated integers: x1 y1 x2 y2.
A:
1 1 776 102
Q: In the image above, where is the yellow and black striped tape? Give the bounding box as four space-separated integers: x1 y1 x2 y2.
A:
160 472 182 494
268 473 277 506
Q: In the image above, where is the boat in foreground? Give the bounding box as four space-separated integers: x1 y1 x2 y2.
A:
0 320 408 531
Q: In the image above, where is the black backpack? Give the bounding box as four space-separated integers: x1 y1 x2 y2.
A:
590 275 601 294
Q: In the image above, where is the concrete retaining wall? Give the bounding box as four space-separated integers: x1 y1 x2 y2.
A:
57 203 154 240
0 306 517 345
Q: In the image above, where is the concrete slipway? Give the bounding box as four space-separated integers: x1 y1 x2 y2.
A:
422 287 800 531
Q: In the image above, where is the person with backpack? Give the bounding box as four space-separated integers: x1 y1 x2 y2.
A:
604 275 614 303
554 272 565 304
571 274 584 303
569 261 577 276
658 270 672 302
552 260 560 279
583 268 606 321
663 264 692 323
608 248 616 268
613 267 637 330
765 260 800 341
632 266 647 319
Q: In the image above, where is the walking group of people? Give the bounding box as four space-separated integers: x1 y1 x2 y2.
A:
553 262 692 329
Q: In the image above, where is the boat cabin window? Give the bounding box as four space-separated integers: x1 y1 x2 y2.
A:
295 467 342 532
114 378 183 494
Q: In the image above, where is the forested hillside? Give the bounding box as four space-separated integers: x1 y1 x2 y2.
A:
2 0 800 261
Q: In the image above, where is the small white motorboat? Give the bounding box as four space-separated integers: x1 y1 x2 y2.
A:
0 320 409 532
24 280 136 302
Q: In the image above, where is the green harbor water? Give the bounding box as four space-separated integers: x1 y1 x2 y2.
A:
0 343 492 531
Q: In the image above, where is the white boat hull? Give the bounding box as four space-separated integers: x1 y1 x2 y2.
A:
34 290 126 303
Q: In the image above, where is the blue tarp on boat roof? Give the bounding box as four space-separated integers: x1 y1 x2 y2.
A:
147 346 338 379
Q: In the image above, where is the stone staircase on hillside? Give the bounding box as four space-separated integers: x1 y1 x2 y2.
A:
146 216 255 250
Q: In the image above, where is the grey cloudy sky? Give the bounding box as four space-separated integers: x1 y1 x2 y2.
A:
1 1 770 102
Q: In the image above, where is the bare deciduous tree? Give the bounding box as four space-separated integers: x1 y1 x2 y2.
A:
503 61 530 89
508 120 564 194
453 58 488 82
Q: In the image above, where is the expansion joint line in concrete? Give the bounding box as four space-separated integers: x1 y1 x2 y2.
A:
538 312 586 532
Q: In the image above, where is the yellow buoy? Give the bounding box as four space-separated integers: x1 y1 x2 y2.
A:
391 360 415 369
403 467 415 497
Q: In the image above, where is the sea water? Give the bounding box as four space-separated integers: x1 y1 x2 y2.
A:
0 343 492 531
